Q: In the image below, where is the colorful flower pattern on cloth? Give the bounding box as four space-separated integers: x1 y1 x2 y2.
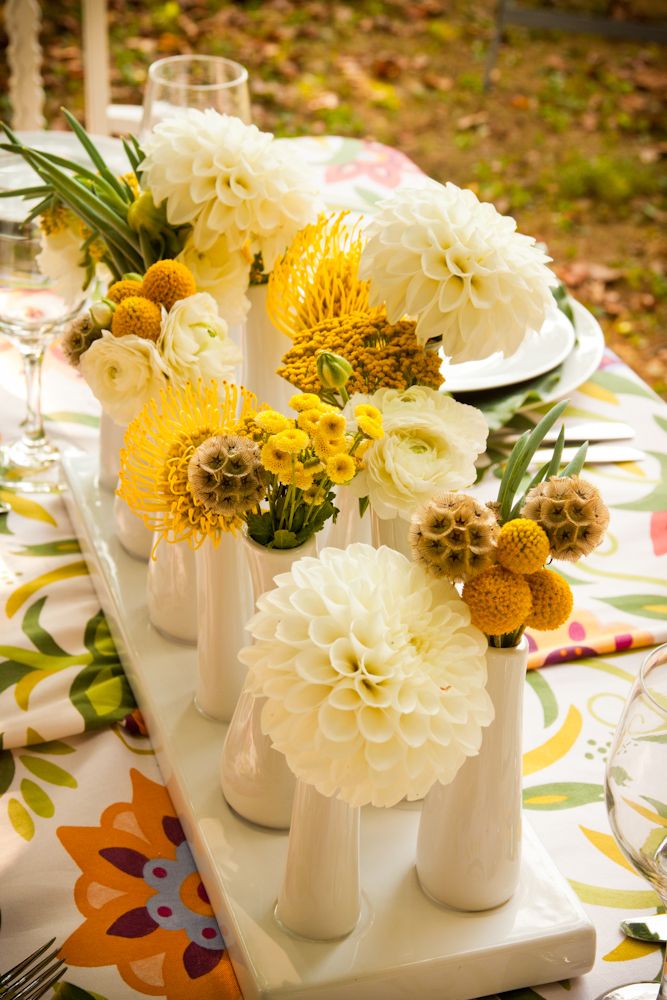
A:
57 769 241 999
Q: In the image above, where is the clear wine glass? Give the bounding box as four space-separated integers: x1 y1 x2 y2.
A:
0 176 87 493
140 55 251 137
601 643 667 1000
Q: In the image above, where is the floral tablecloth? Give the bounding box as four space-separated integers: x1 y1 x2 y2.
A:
1 137 666 1000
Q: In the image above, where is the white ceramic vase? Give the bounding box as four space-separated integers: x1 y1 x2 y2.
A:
112 495 153 561
416 637 529 911
371 510 412 559
98 410 126 493
276 780 361 940
194 531 253 721
147 533 198 645
219 534 316 829
243 283 293 411
322 487 372 551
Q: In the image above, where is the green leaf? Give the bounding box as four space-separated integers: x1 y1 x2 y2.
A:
272 529 300 549
458 368 561 433
0 660 31 695
569 880 658 908
246 510 275 547
22 596 71 658
0 749 16 795
20 778 54 818
655 414 667 435
8 797 34 840
69 659 135 731
523 781 604 809
16 538 82 557
45 411 99 428
18 755 77 788
618 452 667 513
54 982 110 1000
25 730 75 753
642 796 667 819
83 610 118 662
526 670 558 728
598 594 667 621
561 441 588 477
61 109 129 201
593 371 658 401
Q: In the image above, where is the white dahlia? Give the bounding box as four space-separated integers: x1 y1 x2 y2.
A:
141 109 320 269
347 386 488 520
359 181 557 362
177 233 251 324
240 543 493 808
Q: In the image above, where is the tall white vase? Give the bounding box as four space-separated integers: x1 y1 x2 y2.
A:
98 410 126 493
113 495 153 561
194 531 253 721
371 510 412 560
416 637 528 911
276 780 361 940
219 534 316 829
243 283 293 411
147 534 198 645
322 488 372 551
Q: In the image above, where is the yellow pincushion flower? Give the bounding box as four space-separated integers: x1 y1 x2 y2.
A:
261 440 293 476
525 569 573 631
317 412 347 438
302 485 321 505
111 296 163 341
272 428 309 455
107 279 144 304
297 408 323 434
462 566 532 637
117 379 257 547
496 518 550 575
255 409 291 435
141 260 197 311
355 403 382 422
289 392 324 413
326 453 356 484
357 415 384 440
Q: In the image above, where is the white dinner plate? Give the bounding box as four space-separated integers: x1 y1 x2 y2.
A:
522 299 606 408
441 305 576 393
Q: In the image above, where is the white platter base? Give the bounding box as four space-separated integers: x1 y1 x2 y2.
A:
63 453 596 1000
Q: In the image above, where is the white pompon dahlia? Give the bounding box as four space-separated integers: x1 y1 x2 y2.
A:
141 110 320 269
240 543 493 808
358 182 557 362
347 386 488 521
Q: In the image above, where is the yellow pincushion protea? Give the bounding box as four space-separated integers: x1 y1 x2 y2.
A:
111 296 162 341
117 379 257 548
141 260 197 311
267 212 381 338
525 569 573 630
462 565 532 637
496 518 550 575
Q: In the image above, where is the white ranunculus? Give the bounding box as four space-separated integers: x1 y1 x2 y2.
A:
158 292 242 386
79 331 168 425
177 234 251 325
348 385 488 521
36 229 90 306
359 181 557 362
240 543 492 808
141 109 320 269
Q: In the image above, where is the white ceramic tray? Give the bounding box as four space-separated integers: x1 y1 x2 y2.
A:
63 453 596 1000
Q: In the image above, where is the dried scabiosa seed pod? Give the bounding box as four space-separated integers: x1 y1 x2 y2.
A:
410 492 499 583
521 474 609 561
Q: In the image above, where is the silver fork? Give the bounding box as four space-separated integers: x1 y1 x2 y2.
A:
0 938 67 999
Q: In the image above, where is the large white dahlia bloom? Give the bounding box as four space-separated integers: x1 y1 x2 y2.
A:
347 386 488 521
359 181 557 362
141 109 320 269
240 543 493 808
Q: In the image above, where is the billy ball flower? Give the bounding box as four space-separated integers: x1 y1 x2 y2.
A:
521 475 610 562
141 260 197 311
111 296 162 341
525 569 574 631
410 493 499 583
106 278 143 303
496 518 550 575
462 565 532 636
240 543 493 807
188 434 267 518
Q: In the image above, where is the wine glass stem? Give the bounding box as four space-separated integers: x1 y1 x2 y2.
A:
659 947 667 1000
19 345 47 447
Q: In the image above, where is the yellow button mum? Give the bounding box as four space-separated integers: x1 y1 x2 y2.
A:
462 565 532 636
355 403 382 422
111 296 162 341
261 440 293 475
525 569 574 630
107 279 144 303
318 412 347 438
290 392 323 413
326 453 356 484
255 410 291 435
496 518 550 575
141 260 197 311
272 428 309 454
357 415 383 440
297 408 322 434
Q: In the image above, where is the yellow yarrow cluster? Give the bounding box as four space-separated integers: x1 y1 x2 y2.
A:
278 310 444 396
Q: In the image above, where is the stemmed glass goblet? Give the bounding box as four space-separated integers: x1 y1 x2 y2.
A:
602 643 667 1000
140 54 251 137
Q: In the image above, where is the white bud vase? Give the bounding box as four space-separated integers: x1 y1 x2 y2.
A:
371 509 412 560
194 531 253 721
219 534 316 829
147 533 197 645
243 283 293 411
98 410 126 493
276 780 361 940
113 495 153 561
322 487 372 550
416 637 528 911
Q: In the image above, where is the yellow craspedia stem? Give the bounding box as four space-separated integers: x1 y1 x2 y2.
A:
141 260 197 311
496 517 550 575
111 296 162 341
107 279 144 304
462 565 532 636
525 569 574 630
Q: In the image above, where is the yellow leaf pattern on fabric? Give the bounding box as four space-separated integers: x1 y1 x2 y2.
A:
569 880 659 908
0 490 57 526
579 826 636 873
8 797 35 841
604 938 661 962
523 706 582 776
577 382 618 404
624 798 667 828
5 561 89 618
